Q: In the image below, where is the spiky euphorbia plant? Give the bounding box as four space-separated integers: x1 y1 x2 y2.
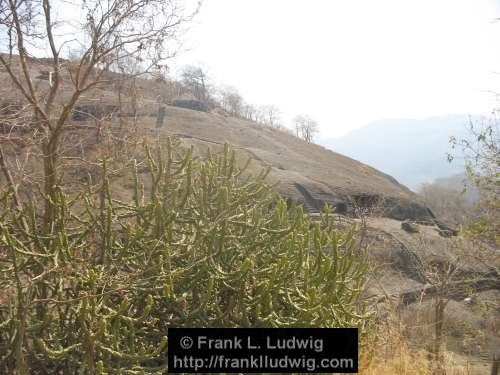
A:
0 139 370 374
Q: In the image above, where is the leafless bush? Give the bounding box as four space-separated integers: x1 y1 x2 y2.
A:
0 0 201 228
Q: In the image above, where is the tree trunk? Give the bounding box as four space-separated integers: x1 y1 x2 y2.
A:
156 106 166 128
433 296 447 375
42 138 59 231
492 354 499 375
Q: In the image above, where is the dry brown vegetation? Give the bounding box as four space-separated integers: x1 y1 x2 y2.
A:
0 1 499 373
1 59 498 373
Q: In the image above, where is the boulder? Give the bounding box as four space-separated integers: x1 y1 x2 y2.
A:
401 221 419 233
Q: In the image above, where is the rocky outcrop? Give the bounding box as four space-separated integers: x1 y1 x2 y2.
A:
402 221 420 233
164 106 437 223
172 99 207 112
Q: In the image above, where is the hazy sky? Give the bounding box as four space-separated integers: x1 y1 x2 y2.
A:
172 0 500 139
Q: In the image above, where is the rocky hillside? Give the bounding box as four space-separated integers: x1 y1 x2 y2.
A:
150 106 435 221
0 55 434 223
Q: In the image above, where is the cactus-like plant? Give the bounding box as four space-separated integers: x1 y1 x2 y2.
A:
0 139 370 373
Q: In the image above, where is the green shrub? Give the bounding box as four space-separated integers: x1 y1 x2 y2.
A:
0 139 369 373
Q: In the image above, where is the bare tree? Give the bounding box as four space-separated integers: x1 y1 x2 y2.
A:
448 115 499 276
0 0 200 228
424 258 457 375
114 54 145 130
218 85 243 116
181 64 210 104
259 105 282 128
241 102 257 121
417 182 472 226
293 114 319 143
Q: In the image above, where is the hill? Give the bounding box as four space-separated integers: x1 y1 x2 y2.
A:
321 115 476 190
148 107 435 221
0 56 434 222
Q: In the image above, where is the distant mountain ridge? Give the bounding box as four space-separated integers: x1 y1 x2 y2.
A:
321 115 478 190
